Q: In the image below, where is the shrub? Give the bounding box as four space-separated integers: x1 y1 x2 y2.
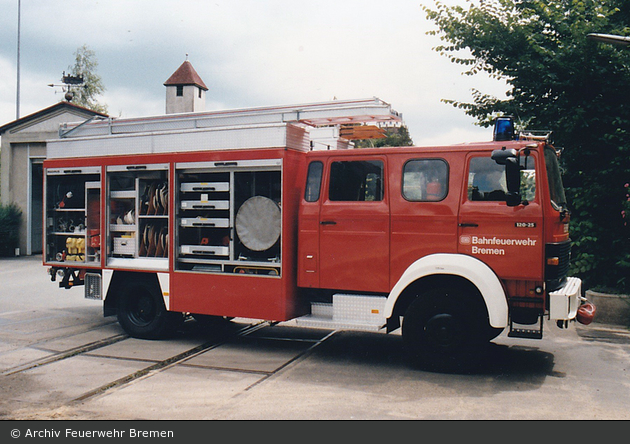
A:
0 203 22 256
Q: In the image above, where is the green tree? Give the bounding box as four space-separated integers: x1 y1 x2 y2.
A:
0 203 22 257
66 44 108 114
424 0 630 292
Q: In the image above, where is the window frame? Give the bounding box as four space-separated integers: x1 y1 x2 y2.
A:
327 159 385 203
304 161 324 202
466 155 537 203
401 158 449 202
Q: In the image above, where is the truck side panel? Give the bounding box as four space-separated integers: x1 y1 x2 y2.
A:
171 148 305 322
457 151 544 281
301 154 390 293
387 151 460 286
171 272 291 320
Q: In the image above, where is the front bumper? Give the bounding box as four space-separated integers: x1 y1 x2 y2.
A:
548 276 582 320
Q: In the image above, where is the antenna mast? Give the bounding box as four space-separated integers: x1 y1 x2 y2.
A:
16 0 21 119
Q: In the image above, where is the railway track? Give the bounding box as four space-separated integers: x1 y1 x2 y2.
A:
1 317 336 415
2 332 130 377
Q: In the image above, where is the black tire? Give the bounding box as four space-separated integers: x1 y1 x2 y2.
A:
117 280 179 339
402 287 488 373
484 325 505 342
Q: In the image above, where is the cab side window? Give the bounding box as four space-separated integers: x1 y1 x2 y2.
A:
402 159 448 201
329 160 384 202
468 156 536 202
468 157 507 201
305 161 323 202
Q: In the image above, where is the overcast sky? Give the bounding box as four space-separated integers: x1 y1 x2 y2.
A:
0 0 508 146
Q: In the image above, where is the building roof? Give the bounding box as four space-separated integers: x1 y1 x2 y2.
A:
0 101 108 134
164 60 208 91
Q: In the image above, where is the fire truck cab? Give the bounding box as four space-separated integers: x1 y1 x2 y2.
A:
42 99 589 372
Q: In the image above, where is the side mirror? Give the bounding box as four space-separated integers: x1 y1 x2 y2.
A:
492 148 522 207
491 148 518 165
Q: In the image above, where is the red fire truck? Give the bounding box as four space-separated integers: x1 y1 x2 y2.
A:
42 98 592 372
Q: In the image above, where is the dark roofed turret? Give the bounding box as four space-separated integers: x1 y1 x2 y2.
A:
164 58 207 114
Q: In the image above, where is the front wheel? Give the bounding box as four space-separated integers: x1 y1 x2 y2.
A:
117 280 180 339
402 287 488 373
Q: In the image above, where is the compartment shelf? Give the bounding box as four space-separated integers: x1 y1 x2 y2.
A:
110 224 136 232
180 217 230 228
180 200 229 210
50 231 87 236
106 164 169 265
180 245 229 256
45 170 101 265
175 164 282 275
180 182 229 193
110 190 136 199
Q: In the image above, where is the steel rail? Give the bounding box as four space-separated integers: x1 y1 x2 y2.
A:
1 333 129 376
71 321 270 403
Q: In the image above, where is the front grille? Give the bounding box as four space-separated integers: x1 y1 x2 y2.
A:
545 240 571 291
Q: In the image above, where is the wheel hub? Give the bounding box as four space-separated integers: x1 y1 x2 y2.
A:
129 294 155 326
425 313 461 347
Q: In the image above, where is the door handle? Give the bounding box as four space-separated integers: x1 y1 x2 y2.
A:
320 220 337 225
458 223 479 228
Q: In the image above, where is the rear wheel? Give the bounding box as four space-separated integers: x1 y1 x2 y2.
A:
117 280 180 339
402 287 488 373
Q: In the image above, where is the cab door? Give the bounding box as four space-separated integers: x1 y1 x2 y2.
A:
317 157 390 293
457 153 544 280
298 160 324 289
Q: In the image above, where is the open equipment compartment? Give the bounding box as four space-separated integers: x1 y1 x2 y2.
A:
44 166 101 266
106 163 169 270
175 158 282 276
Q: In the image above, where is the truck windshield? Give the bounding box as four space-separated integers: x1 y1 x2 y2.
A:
544 145 567 211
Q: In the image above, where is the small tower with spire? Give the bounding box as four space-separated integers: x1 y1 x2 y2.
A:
164 56 208 114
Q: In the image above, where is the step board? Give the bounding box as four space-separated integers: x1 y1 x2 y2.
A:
295 315 386 332
295 294 387 332
508 318 543 339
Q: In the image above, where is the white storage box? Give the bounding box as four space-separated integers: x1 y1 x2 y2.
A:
113 237 136 256
333 294 387 325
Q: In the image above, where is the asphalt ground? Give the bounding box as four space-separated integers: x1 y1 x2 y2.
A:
0 255 629 425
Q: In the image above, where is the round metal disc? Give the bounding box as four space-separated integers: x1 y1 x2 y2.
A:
235 196 281 251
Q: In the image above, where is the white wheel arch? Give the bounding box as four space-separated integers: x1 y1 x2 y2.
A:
384 254 509 328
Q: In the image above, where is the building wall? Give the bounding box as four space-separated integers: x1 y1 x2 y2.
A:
8 143 45 255
1 108 101 255
165 85 206 114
